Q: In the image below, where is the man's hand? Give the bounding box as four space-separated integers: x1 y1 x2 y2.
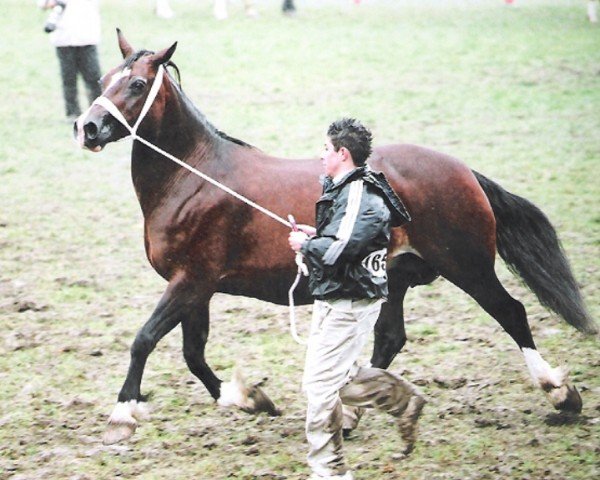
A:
288 231 309 252
296 224 317 236
39 0 57 9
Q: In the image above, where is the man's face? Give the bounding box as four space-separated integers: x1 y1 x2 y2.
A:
320 138 343 178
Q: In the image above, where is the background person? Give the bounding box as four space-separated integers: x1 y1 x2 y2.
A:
155 0 174 18
288 118 425 480
214 0 258 19
282 0 296 15
589 0 598 22
213 0 295 20
38 0 102 121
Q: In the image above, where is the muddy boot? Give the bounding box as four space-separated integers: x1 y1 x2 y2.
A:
339 366 426 453
395 392 426 454
341 404 364 438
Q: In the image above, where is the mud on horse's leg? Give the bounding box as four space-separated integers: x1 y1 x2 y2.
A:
103 277 198 445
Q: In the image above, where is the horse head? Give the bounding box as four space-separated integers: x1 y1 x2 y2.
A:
75 29 177 152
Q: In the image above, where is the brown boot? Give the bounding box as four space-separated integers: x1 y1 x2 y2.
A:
397 392 426 454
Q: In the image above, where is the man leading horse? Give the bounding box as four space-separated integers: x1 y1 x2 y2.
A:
288 118 426 480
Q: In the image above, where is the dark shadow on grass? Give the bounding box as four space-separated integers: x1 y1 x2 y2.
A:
544 412 588 426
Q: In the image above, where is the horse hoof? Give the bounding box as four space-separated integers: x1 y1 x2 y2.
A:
103 422 136 445
246 384 281 416
550 384 582 413
102 400 148 445
218 369 281 416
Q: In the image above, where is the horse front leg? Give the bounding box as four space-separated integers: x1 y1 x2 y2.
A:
103 276 199 445
181 306 280 416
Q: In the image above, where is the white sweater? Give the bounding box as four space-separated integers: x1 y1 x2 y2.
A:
45 0 101 47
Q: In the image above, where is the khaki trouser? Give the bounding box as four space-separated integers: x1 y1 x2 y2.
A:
303 299 418 477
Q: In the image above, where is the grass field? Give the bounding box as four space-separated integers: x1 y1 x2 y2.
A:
1 1 599 479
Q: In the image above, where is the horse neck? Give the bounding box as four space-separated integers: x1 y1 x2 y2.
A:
130 82 226 214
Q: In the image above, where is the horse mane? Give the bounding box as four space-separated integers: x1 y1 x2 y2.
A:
165 61 253 148
213 129 253 147
126 50 252 149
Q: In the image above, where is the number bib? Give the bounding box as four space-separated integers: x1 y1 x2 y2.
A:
361 248 388 278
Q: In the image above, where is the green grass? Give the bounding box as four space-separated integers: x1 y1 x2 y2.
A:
1 1 598 479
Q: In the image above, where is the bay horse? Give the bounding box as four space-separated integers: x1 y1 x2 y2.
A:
75 31 596 446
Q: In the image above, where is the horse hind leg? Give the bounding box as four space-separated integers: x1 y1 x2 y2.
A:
181 310 280 417
449 262 582 413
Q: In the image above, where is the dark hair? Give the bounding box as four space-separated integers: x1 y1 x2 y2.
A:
327 118 373 166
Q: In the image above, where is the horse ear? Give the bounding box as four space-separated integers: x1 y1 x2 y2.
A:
152 42 178 67
116 28 134 59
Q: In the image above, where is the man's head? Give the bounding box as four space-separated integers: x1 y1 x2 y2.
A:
327 118 373 166
321 118 373 178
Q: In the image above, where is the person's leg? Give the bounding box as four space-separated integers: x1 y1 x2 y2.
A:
340 367 426 454
76 45 102 105
155 0 174 19
589 1 598 23
303 299 382 477
244 0 258 17
214 0 228 20
55 46 81 117
282 0 296 13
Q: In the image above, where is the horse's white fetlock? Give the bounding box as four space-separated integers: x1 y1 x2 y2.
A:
103 400 149 445
522 348 582 413
522 348 564 388
217 369 253 411
217 369 280 416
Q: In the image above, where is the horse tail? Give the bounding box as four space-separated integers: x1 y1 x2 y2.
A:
473 170 597 334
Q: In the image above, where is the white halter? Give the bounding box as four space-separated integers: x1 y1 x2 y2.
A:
92 65 166 140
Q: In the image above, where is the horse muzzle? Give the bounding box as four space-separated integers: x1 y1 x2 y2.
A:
73 106 127 152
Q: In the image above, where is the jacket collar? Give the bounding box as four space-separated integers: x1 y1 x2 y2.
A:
325 166 369 192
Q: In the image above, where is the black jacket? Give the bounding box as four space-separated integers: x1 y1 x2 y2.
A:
300 166 410 300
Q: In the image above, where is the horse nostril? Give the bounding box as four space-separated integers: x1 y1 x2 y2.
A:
84 121 99 140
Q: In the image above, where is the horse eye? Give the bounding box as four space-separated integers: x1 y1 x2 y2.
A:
130 78 147 93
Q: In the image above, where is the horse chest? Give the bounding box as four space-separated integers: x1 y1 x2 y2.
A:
143 219 190 272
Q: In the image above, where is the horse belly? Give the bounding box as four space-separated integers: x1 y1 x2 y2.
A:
218 271 313 306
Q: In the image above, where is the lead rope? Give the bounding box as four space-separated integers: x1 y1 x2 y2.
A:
85 65 309 345
288 215 309 346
